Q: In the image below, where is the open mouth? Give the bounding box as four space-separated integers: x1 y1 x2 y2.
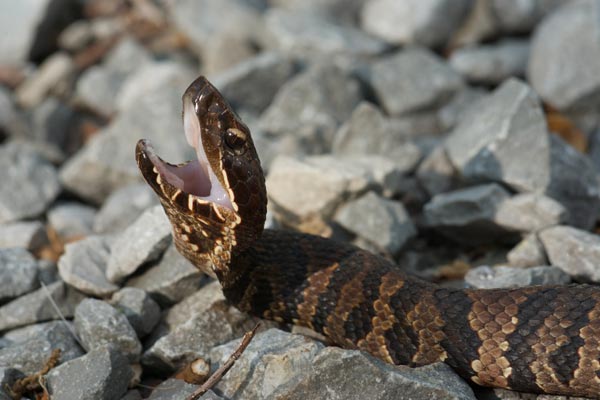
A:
138 96 233 210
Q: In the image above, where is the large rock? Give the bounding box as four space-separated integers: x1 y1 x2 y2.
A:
490 0 563 33
59 62 196 204
0 221 47 251
0 141 60 223
166 0 263 74
259 62 363 144
74 299 142 362
368 48 463 116
75 37 152 116
0 321 84 375
106 205 172 283
445 79 600 229
264 8 386 59
93 183 158 234
0 280 86 331
332 101 423 164
212 52 297 115
528 0 600 111
47 202 96 240
539 225 600 282
141 281 263 374
126 243 203 307
449 39 530 84
0 248 39 301
334 192 416 256
360 0 472 48
266 155 372 225
47 345 132 400
58 235 118 297
423 183 516 244
210 329 476 400
110 288 161 338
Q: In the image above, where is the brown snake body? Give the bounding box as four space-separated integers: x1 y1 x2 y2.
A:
136 76 600 398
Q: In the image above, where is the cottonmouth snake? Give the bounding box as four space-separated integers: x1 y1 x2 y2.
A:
136 76 600 398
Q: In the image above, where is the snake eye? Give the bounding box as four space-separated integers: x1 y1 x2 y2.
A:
224 128 247 155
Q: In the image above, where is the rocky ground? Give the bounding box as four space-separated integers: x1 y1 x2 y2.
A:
0 0 599 399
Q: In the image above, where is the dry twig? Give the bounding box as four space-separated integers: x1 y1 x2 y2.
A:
186 323 260 400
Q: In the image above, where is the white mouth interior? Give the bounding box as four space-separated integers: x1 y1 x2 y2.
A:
152 97 233 210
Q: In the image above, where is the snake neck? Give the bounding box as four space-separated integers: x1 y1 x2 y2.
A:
219 228 451 367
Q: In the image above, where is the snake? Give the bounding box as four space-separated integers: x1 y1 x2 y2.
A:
135 76 600 398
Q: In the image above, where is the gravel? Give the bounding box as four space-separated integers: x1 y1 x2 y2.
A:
2 2 600 398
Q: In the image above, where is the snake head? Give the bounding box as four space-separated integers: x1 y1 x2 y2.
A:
135 76 266 278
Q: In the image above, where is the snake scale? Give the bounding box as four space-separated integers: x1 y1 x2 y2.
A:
136 76 600 398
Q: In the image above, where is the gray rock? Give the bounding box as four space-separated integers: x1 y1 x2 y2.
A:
445 79 600 229
15 52 75 108
60 63 196 204
111 288 161 338
0 0 51 66
507 234 548 268
0 321 84 375
0 141 60 223
360 0 472 48
0 221 47 250
0 280 86 331
94 183 159 234
209 328 324 399
74 298 142 362
368 48 464 116
167 0 263 73
264 9 386 59
212 52 297 115
142 281 263 374
126 243 203 307
416 146 459 196
58 235 118 297
437 86 488 132
107 205 172 283
117 62 196 113
30 97 76 160
353 155 419 196
446 79 548 191
147 380 223 400
47 345 133 400
332 101 423 164
335 192 416 256
211 329 475 400
76 37 152 116
48 202 96 240
0 247 39 301
545 134 600 230
491 0 563 33
494 193 568 233
539 225 600 282
259 62 363 146
449 39 530 84
423 183 516 244
266 155 372 224
465 265 570 289
528 0 600 111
